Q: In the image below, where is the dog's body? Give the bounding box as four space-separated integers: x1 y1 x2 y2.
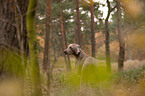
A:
75 49 97 74
64 44 97 81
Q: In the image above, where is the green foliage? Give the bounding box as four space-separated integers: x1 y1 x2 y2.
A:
114 66 145 86
0 47 26 79
60 72 80 87
36 0 105 54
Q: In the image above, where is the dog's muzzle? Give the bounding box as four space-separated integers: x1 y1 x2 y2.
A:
64 50 67 55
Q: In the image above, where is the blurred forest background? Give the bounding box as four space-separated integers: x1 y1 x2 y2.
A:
0 0 145 96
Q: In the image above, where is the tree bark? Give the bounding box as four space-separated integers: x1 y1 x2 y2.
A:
105 0 111 72
0 0 29 54
26 0 42 95
43 0 51 95
0 1 28 95
75 0 81 47
0 0 17 47
116 0 125 71
90 0 96 58
43 0 51 71
17 0 29 55
52 31 57 62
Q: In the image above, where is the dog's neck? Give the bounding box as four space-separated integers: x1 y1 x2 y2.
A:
73 49 87 59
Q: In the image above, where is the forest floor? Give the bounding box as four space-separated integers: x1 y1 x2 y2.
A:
49 57 145 96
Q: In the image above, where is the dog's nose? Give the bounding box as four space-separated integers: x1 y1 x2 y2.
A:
64 50 67 54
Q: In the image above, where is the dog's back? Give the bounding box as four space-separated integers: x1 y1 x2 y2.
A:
80 56 98 83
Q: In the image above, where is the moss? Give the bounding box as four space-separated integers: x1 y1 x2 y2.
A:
26 0 42 96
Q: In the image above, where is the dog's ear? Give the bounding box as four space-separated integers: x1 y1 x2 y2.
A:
75 47 80 55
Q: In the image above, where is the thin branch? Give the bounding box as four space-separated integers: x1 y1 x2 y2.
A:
110 5 117 12
15 0 22 17
41 84 53 96
105 0 111 21
41 84 49 92
14 0 24 35
0 18 16 27
105 0 116 21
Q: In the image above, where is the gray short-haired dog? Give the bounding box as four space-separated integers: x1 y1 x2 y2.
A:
64 44 98 82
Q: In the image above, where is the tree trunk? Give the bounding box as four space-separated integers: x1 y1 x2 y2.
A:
75 0 81 47
17 0 29 55
0 1 28 95
52 31 57 62
105 0 111 72
26 0 42 95
0 0 29 54
43 0 51 95
0 0 17 47
116 0 125 71
60 0 71 71
90 0 96 58
127 44 130 60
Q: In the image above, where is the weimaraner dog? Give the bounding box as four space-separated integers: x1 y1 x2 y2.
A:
64 44 98 82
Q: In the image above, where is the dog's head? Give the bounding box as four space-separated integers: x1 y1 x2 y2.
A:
64 44 81 55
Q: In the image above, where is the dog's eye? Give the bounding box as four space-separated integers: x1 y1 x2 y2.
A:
69 47 72 49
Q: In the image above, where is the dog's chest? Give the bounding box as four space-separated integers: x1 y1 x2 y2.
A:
75 56 87 72
76 57 86 66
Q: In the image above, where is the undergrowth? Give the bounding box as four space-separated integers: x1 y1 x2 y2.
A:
114 65 145 86
51 58 145 96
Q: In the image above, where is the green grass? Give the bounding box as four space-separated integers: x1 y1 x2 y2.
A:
51 57 145 96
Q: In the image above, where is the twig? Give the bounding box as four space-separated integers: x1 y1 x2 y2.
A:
0 18 16 27
41 84 49 92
